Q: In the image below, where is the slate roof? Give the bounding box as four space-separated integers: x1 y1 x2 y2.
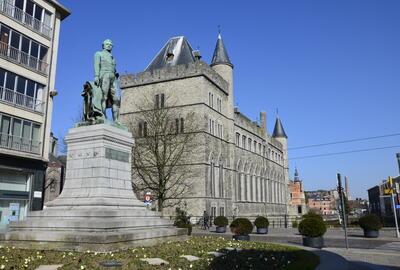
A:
145 36 196 71
211 34 233 68
272 117 288 138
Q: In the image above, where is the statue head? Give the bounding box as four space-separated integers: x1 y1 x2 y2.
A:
102 39 113 51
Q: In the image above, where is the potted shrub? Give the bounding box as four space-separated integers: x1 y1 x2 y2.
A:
230 218 253 241
254 216 269 234
359 214 382 238
298 215 327 248
214 216 228 233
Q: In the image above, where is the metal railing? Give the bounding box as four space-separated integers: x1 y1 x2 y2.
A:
0 86 44 112
0 0 52 38
0 41 48 75
0 133 41 154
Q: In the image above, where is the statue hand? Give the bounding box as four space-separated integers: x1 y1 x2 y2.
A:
115 72 120 79
94 76 100 86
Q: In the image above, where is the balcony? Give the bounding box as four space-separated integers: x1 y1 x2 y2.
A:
0 41 48 75
0 86 44 113
0 0 52 39
0 133 41 155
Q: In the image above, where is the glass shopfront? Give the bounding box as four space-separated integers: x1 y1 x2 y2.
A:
0 170 31 227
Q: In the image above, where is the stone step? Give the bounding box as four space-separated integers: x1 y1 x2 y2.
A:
5 227 188 251
9 218 174 232
28 208 162 218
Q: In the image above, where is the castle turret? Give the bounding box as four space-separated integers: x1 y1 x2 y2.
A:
211 33 234 119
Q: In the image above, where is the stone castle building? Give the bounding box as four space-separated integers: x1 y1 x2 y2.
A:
120 35 290 225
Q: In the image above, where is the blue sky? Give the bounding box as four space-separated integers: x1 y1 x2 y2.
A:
53 0 400 199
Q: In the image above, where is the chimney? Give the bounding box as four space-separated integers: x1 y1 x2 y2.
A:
260 111 267 134
193 50 201 61
345 176 350 199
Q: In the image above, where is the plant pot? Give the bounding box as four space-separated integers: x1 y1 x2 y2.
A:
363 229 379 238
233 234 250 241
257 227 268 234
302 236 324 248
216 226 226 233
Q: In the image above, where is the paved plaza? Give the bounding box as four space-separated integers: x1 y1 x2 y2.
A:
193 227 400 269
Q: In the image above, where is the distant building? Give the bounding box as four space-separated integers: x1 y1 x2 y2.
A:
305 189 339 217
288 168 307 218
348 198 368 216
43 132 65 204
367 176 400 225
0 0 70 228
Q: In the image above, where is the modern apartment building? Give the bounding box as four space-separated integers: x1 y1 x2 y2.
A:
0 0 69 228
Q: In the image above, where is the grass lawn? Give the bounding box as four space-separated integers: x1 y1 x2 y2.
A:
0 236 319 270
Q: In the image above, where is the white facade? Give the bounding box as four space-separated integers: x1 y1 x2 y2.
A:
0 0 69 227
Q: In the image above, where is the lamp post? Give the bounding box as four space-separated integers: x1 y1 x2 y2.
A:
396 153 400 175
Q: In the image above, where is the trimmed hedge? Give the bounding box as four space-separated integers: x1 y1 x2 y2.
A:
230 218 254 235
302 211 323 221
214 216 229 227
254 216 269 228
359 214 382 231
298 216 326 237
175 221 192 235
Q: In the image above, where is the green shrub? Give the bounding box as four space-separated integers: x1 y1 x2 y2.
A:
230 218 254 235
254 216 269 228
302 211 323 221
359 214 382 231
173 207 191 226
173 207 192 235
292 220 298 228
175 221 192 235
214 216 228 227
298 217 327 237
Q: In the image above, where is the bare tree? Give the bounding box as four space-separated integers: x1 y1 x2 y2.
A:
124 94 201 212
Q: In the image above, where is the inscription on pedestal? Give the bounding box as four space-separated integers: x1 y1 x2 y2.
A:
105 148 129 163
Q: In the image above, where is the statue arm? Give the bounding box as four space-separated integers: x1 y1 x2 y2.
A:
94 52 101 78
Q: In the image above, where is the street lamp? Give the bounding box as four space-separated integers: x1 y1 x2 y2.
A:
396 153 400 175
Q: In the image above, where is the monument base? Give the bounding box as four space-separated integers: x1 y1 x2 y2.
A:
3 124 186 251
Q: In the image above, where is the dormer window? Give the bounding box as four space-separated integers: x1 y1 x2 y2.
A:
166 52 174 61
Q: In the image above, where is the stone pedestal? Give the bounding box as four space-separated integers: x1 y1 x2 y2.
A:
4 124 185 251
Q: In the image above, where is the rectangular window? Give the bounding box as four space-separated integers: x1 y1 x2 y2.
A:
21 121 31 152
219 207 224 217
155 94 159 109
138 122 143 137
143 122 147 137
236 133 240 146
248 138 252 151
175 118 179 134
0 69 5 88
242 136 246 148
160 93 165 108
0 115 11 148
6 72 16 90
180 118 184 133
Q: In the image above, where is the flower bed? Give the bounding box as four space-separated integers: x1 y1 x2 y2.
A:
0 237 319 270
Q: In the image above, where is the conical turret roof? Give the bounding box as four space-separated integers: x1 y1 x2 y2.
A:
272 117 288 138
145 36 196 71
211 34 233 68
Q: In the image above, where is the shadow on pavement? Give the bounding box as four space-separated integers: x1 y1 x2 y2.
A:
350 261 400 270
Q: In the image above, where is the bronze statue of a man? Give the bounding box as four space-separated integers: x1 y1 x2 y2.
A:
94 39 119 122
